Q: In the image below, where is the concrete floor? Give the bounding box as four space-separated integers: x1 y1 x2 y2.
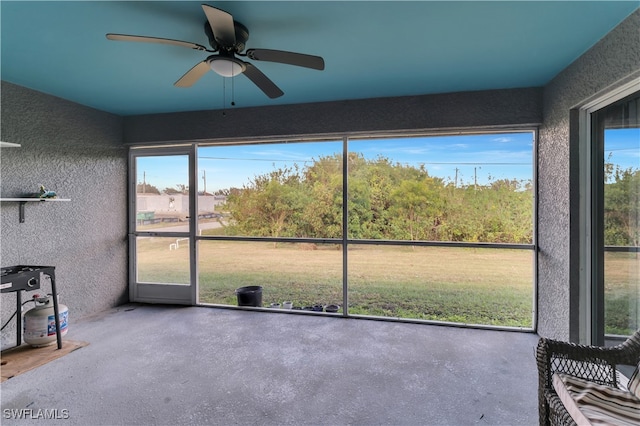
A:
1 304 540 425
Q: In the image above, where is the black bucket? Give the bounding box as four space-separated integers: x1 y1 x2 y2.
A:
235 286 263 307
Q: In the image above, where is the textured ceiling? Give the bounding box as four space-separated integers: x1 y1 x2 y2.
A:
1 1 637 116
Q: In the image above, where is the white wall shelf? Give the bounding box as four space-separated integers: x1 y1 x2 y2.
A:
0 141 21 148
0 198 71 223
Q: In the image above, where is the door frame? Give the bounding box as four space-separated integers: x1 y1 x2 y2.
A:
577 76 640 344
128 145 198 305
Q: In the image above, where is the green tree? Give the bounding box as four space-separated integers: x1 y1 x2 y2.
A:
162 184 189 194
223 153 535 245
226 167 308 239
136 183 160 194
605 165 640 246
389 177 446 241
302 155 343 238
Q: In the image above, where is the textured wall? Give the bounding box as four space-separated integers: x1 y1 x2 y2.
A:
537 9 640 340
0 82 128 350
123 87 542 144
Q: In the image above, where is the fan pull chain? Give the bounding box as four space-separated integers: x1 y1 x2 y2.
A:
221 76 236 116
231 75 236 107
222 76 227 116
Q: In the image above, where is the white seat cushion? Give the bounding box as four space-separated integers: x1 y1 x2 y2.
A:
629 362 640 399
553 372 640 425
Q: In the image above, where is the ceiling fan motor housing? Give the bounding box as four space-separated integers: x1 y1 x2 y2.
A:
204 20 249 52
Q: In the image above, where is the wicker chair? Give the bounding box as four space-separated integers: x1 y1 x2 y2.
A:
536 329 640 426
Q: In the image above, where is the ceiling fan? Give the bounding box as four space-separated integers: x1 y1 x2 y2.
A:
106 3 325 99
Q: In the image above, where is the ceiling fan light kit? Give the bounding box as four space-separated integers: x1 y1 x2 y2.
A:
209 57 246 77
106 3 324 99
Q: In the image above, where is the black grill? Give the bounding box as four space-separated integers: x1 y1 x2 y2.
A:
1 265 62 349
0 265 53 293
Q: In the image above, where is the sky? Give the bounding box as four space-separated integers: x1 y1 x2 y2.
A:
605 128 640 173
135 129 639 193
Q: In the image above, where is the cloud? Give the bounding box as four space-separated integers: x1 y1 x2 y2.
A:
492 137 514 143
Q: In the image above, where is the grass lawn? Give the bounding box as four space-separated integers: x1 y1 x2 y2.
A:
346 245 532 326
137 239 637 332
604 252 640 335
139 238 535 327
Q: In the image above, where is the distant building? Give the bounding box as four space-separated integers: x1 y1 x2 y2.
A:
136 194 227 218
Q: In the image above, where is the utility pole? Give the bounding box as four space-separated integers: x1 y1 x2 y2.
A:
202 170 207 194
474 167 477 190
454 168 459 188
143 171 146 193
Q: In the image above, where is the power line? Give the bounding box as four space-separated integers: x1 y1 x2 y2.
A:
198 156 531 166
413 162 530 165
199 156 315 163
606 148 639 152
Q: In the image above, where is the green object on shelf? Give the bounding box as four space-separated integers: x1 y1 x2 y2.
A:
38 184 57 199
22 185 57 199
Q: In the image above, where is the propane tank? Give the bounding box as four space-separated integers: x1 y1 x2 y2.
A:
23 295 69 347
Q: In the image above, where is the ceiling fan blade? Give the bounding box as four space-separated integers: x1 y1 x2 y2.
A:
106 33 209 51
246 49 325 70
242 62 284 98
174 61 211 87
201 4 236 48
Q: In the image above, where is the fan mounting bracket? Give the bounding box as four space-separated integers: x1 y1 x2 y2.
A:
204 20 249 53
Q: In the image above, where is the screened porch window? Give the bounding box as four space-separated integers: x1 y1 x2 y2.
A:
193 131 536 329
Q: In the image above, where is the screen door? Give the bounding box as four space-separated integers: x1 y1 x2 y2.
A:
129 146 196 304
